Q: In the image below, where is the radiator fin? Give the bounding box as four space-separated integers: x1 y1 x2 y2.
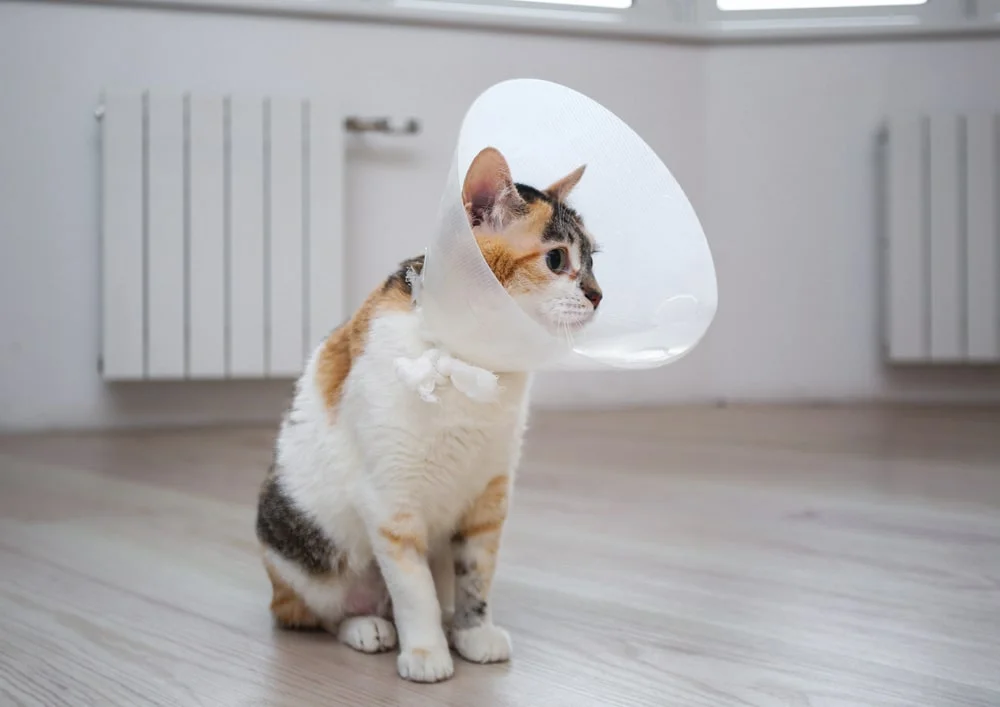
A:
883 113 1000 364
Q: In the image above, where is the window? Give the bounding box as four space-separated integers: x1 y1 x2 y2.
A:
390 0 679 31
509 0 632 7
718 0 926 9
700 0 968 33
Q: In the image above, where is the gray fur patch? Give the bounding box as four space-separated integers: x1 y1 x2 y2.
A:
451 544 488 630
454 559 475 577
452 594 488 630
255 468 337 575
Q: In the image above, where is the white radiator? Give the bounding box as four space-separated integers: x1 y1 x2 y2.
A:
882 113 1000 364
99 90 345 380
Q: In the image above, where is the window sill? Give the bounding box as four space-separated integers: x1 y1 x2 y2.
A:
37 0 1000 44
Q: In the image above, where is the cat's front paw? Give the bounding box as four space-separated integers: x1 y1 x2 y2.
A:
397 645 454 683
451 624 512 664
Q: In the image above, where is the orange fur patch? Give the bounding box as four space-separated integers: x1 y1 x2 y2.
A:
378 511 428 558
475 238 552 290
458 519 505 538
315 270 418 415
519 200 555 240
473 199 561 296
315 326 352 413
509 255 553 291
458 475 510 538
475 236 520 286
264 558 321 630
452 476 510 602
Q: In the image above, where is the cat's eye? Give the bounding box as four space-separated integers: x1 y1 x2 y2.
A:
545 248 568 274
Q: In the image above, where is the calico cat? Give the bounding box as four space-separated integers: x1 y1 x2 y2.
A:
255 146 602 683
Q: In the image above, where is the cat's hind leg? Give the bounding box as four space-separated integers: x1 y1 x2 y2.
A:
265 550 397 655
264 559 322 630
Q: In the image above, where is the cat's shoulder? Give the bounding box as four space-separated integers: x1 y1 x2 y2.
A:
306 255 426 412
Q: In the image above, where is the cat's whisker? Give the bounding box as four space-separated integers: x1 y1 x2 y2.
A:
558 319 576 348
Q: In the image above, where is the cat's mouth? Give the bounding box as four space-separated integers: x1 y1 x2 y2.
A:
518 295 598 338
547 309 596 335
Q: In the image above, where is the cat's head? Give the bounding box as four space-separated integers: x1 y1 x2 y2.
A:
462 147 602 336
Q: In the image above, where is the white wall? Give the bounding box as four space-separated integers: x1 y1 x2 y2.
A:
701 39 1000 403
1 1 999 431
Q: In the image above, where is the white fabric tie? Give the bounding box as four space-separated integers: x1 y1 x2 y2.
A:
394 349 499 404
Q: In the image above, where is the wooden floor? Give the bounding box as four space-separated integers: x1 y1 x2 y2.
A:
1 406 999 706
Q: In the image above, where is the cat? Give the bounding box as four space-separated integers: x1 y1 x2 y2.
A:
255 146 602 683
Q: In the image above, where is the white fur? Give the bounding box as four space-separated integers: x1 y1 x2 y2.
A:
338 616 397 653
506 236 598 334
450 624 512 664
516 275 596 333
270 307 530 682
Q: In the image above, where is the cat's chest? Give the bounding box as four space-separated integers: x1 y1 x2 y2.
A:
358 367 525 466
350 370 523 533
349 310 528 489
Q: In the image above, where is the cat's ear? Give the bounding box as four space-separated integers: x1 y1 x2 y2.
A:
545 164 586 201
462 147 525 229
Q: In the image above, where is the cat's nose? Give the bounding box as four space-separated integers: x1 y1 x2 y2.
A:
583 286 602 310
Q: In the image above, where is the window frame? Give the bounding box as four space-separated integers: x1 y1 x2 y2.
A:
385 0 695 34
